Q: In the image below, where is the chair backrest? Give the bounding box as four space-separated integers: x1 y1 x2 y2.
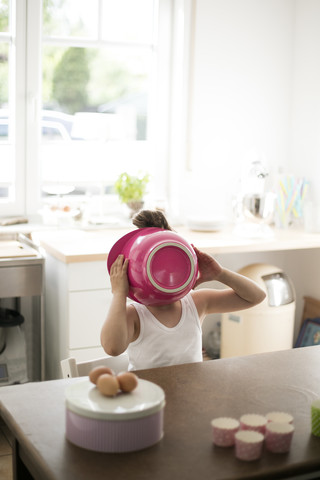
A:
60 352 129 379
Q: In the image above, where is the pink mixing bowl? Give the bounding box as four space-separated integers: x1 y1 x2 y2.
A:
107 228 198 305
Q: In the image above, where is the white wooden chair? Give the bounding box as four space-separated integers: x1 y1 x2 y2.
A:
60 352 129 378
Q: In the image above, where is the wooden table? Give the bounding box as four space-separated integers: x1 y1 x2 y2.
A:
1 346 320 480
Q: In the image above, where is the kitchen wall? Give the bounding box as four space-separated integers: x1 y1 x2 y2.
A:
291 0 320 200
177 0 320 218
181 0 295 222
181 0 320 343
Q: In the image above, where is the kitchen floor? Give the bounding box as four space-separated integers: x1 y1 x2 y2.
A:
0 418 13 480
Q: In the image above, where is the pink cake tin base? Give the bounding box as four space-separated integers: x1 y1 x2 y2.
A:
65 378 165 453
66 408 164 453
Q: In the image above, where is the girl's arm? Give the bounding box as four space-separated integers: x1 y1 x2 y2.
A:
100 255 138 356
191 247 266 317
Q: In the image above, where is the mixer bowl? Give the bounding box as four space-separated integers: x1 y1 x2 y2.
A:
242 193 275 224
107 228 198 305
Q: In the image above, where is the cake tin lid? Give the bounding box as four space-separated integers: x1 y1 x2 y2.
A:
65 378 165 421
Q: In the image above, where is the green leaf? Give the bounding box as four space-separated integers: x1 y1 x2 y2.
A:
114 172 150 204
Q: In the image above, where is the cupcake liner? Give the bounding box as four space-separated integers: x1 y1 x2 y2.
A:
211 417 240 447
311 399 320 437
266 411 293 424
265 422 294 453
240 413 267 434
235 430 264 461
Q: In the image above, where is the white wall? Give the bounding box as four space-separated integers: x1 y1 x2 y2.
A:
291 0 320 204
185 0 320 345
182 0 294 222
289 0 320 338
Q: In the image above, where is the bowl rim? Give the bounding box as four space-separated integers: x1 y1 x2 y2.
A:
107 227 162 273
146 241 196 293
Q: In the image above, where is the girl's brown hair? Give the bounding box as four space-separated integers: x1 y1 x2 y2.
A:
132 209 172 230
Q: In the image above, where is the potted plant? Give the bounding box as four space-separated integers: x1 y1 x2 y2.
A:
114 172 150 217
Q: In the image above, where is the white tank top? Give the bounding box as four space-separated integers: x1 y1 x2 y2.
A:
127 293 203 370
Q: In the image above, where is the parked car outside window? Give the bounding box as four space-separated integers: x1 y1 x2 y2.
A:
0 109 74 141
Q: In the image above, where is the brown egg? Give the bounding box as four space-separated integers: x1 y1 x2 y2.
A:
117 372 138 393
97 374 119 397
89 366 114 385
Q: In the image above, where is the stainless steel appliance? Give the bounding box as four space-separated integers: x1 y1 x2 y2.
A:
0 233 44 382
0 307 28 385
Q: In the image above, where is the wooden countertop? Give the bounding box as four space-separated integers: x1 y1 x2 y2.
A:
32 226 320 263
0 240 39 259
1 346 320 480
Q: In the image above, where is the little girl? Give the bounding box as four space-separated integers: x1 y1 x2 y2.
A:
100 210 266 370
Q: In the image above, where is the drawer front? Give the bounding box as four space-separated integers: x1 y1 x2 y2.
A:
68 261 111 291
69 289 112 349
0 265 43 297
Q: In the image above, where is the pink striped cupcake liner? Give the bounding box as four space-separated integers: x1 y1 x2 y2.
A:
266 411 293 424
240 413 267 434
211 417 240 447
265 422 294 453
235 430 264 461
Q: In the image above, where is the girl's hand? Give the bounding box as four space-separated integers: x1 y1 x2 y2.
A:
192 246 222 288
110 254 129 296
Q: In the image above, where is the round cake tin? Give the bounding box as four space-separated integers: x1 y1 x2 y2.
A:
65 378 166 453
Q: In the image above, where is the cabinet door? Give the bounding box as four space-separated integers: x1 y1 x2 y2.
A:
68 261 111 291
69 289 112 349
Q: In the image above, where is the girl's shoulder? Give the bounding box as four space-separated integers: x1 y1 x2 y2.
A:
190 288 220 318
127 303 141 341
127 302 143 317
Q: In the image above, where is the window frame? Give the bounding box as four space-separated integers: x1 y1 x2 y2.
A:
0 0 192 219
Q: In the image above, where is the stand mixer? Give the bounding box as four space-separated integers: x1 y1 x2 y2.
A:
234 160 276 238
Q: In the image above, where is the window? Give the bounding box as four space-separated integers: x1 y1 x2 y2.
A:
40 0 156 198
0 0 15 205
0 0 190 220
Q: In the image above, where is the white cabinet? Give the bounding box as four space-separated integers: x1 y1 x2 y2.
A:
44 253 111 379
69 289 112 349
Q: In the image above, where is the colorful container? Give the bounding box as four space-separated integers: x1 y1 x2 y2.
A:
211 417 240 447
107 228 198 305
65 378 165 452
265 422 294 453
311 399 320 437
266 411 293 424
240 413 268 435
235 430 264 461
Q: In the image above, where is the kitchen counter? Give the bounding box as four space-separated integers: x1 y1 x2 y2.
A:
32 226 320 263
